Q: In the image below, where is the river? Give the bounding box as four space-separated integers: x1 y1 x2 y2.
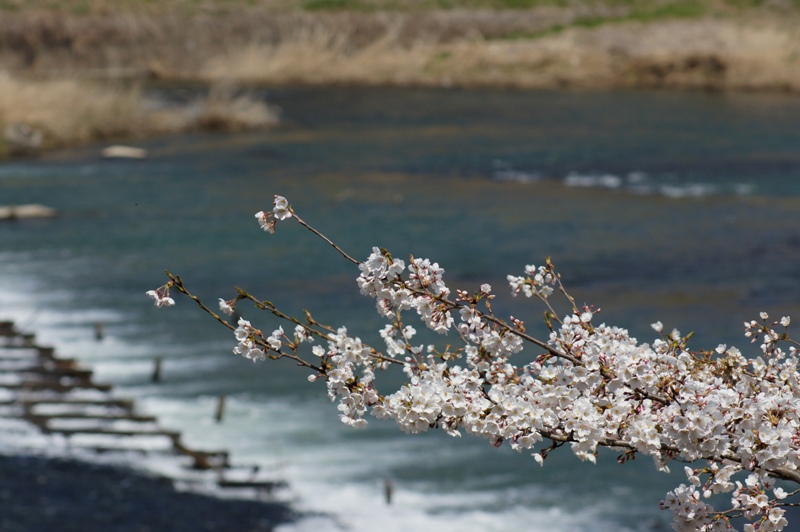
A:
2 86 800 531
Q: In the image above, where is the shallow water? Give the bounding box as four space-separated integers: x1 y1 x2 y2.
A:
1 86 800 531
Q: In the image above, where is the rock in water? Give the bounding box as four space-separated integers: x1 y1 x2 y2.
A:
101 145 147 159
0 204 58 221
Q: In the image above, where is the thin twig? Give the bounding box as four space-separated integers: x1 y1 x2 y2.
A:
292 211 360 265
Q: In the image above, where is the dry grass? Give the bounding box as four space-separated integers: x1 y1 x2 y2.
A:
3 6 799 92
200 20 440 85
0 4 797 157
0 75 146 148
2 0 799 15
189 82 280 130
198 14 800 90
0 75 278 154
0 3 796 156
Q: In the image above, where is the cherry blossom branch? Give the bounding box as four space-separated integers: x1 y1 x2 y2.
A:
166 272 324 372
166 272 235 333
150 195 800 532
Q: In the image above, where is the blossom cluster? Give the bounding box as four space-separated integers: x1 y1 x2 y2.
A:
357 273 800 531
152 196 800 531
311 326 379 428
507 264 555 299
356 247 455 333
255 195 292 234
232 318 267 362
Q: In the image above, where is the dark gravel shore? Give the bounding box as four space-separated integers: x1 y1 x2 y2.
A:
0 452 297 532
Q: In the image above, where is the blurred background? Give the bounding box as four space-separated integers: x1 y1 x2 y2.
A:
1 2 800 531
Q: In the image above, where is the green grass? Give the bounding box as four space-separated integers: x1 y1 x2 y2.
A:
497 1 711 41
628 2 708 21
304 0 575 11
433 0 567 8
295 0 800 12
303 0 354 10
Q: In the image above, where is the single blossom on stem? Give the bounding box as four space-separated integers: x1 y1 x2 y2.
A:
146 283 175 308
218 298 236 316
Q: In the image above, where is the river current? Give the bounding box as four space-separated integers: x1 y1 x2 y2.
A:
1 86 800 531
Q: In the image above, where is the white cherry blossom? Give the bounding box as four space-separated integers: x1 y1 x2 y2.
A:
146 285 175 307
218 298 235 316
155 200 800 531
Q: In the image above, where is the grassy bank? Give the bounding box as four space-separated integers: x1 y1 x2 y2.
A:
0 2 797 90
0 1 798 153
0 76 277 156
2 0 798 15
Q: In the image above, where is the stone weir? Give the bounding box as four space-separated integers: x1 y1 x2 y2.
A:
0 320 286 498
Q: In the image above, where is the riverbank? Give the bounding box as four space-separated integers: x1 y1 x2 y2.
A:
0 452 296 532
2 3 799 91
0 76 277 156
0 2 799 154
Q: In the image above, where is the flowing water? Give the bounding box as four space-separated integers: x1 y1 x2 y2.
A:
1 86 800 531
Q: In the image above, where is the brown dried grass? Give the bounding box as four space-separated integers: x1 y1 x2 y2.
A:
200 21 440 85
3 7 798 92
198 15 800 91
0 75 278 152
0 5 797 150
0 75 146 147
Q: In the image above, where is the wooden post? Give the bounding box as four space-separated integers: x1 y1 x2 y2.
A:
94 322 104 341
215 395 226 423
37 346 55 359
384 476 393 505
151 357 162 383
0 321 14 336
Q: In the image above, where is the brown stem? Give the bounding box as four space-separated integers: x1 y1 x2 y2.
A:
167 272 325 372
237 289 403 367
536 429 800 484
166 272 235 333
292 211 360 265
